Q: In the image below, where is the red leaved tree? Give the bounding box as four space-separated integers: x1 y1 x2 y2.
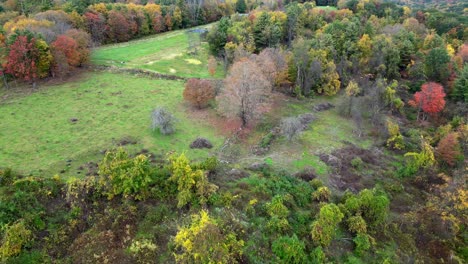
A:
5 35 40 87
52 35 80 66
409 82 446 121
64 29 91 66
183 78 215 109
107 10 136 43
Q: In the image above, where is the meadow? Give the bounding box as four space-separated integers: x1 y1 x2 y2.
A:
0 72 223 177
91 24 225 79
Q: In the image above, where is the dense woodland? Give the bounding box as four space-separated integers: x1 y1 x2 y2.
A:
0 0 467 263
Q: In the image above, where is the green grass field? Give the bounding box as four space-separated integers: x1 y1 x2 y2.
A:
91 24 225 79
0 72 223 177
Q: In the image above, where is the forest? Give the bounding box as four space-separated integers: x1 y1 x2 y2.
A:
0 0 467 263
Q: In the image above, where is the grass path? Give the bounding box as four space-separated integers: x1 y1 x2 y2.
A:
0 72 223 177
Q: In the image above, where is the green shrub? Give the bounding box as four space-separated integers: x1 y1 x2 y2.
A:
0 168 15 186
310 179 323 189
98 148 153 200
311 203 344 247
353 233 373 256
0 220 32 261
272 235 307 264
173 210 244 263
192 156 219 171
313 186 331 202
347 215 367 234
350 157 364 170
168 153 218 208
311 246 326 263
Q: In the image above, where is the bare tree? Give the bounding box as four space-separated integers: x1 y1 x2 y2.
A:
217 58 271 127
151 107 177 135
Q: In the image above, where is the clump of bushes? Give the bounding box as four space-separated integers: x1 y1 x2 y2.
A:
183 78 216 109
151 107 176 135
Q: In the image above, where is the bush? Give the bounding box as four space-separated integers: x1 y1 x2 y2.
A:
351 157 364 170
183 78 216 109
0 220 32 261
353 233 373 256
313 186 331 202
280 117 303 141
173 210 244 263
311 203 344 247
98 148 153 200
168 153 218 208
0 168 15 186
347 215 367 234
272 235 307 264
437 132 462 166
151 107 176 135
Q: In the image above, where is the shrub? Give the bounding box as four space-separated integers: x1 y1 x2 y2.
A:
311 246 326 263
173 210 244 263
401 139 435 176
310 179 324 189
347 215 367 234
437 132 462 166
266 195 290 233
128 238 157 263
350 157 364 170
353 233 373 256
0 220 32 261
272 235 307 264
151 107 176 135
183 78 216 109
313 186 331 202
280 117 303 141
168 153 218 208
386 119 404 150
0 168 15 186
311 203 344 247
98 148 153 200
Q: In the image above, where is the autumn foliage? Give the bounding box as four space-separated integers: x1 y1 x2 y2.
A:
5 34 41 83
183 79 216 109
436 132 461 166
52 35 80 67
409 82 446 119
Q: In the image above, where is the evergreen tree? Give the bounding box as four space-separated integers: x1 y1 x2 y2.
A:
236 0 247 13
452 64 468 102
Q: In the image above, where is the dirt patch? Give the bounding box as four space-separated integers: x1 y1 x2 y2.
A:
190 137 213 149
319 143 389 192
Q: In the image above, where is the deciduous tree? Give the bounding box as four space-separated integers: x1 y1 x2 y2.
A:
409 82 446 120
183 78 215 109
217 58 271 127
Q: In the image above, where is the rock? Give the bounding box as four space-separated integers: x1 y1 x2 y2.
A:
190 137 213 149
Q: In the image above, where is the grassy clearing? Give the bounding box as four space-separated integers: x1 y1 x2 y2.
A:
0 72 223 177
315 6 338 11
249 96 372 176
91 24 224 79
